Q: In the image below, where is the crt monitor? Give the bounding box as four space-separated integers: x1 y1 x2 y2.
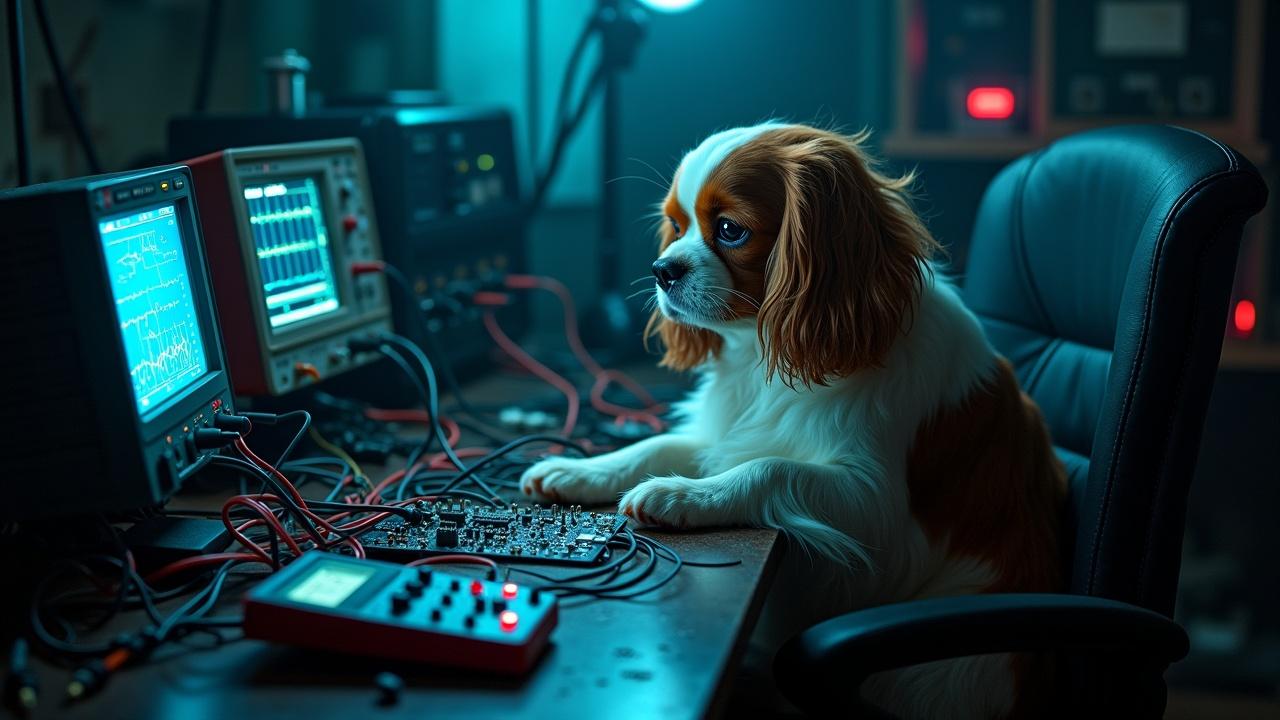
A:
185 138 392 396
0 166 236 519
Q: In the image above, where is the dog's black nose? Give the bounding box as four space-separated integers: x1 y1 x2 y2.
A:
652 258 688 291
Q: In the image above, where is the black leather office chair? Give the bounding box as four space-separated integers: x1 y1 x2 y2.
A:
773 125 1269 717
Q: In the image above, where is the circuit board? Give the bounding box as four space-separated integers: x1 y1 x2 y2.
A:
360 501 629 565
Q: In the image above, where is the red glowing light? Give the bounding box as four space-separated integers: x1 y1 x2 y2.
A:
1234 300 1256 335
966 87 1016 120
502 582 518 599
499 610 519 631
470 580 484 596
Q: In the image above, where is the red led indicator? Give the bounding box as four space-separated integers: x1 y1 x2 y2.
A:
966 87 1016 120
502 583 518 599
499 610 518 631
1233 300 1256 336
212 398 222 410
470 580 484 596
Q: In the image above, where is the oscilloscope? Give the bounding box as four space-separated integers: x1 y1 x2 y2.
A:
0 166 236 519
185 139 392 396
170 106 527 376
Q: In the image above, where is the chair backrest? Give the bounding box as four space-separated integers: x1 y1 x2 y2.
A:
961 125 1267 616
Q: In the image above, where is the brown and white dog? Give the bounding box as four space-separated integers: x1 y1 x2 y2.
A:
520 123 1067 718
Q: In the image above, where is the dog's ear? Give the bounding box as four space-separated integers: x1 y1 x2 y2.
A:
645 187 723 369
759 129 939 387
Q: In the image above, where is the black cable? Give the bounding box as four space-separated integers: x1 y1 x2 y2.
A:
529 8 603 212
409 481 504 504
281 456 352 479
435 433 588 496
378 264 496 430
508 527 638 588
272 410 312 466
192 0 223 112
7 0 31 185
554 11 597 127
241 410 313 467
376 334 510 508
304 500 417 522
154 560 235 641
31 0 100 172
209 455 330 549
373 340 442 469
530 64 607 212
30 559 134 656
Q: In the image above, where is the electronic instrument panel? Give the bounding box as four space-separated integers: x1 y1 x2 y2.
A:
170 106 527 378
186 139 392 396
361 502 629 565
0 166 236 518
243 552 557 674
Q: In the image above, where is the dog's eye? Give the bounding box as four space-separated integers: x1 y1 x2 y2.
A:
667 216 681 235
714 217 750 247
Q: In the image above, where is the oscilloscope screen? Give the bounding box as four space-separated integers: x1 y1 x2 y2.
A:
242 177 342 331
99 204 211 416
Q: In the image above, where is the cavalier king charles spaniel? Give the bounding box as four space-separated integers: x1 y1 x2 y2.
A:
520 123 1067 719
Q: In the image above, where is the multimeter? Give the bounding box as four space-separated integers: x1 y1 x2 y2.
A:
243 552 557 674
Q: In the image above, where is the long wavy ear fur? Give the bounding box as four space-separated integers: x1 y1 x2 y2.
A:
758 128 939 387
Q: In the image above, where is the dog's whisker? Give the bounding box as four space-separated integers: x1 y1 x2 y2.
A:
709 285 762 310
606 175 667 190
627 156 670 187
626 287 657 301
630 276 655 286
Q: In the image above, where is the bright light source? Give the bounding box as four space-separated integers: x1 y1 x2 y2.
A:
1234 300 1256 335
637 0 703 13
966 87 1016 120
499 610 519 631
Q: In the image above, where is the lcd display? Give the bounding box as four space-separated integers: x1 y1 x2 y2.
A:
284 562 375 608
242 177 341 330
99 204 210 416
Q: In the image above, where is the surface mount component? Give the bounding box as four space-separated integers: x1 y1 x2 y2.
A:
361 502 628 566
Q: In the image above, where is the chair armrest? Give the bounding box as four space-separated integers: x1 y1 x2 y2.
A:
774 593 1188 713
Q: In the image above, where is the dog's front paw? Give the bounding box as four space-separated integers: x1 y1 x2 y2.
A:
619 476 725 529
519 456 642 504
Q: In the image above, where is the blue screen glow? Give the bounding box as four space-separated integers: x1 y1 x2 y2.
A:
99 204 209 416
243 177 341 330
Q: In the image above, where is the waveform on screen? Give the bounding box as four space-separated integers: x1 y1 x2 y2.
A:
243 177 341 328
100 205 209 411
129 325 201 392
